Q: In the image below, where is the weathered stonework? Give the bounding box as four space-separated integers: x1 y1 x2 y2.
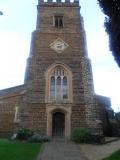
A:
0 0 111 138
0 85 25 137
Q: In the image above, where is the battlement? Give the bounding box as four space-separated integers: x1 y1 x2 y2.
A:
38 0 79 6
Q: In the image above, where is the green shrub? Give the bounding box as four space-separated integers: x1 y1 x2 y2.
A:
71 127 90 143
16 128 34 140
28 133 50 143
11 129 50 142
89 134 105 144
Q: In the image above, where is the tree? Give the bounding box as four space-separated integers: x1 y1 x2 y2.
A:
0 11 3 15
97 0 120 67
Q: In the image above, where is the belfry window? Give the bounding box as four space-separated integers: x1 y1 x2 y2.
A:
50 67 68 101
54 16 64 28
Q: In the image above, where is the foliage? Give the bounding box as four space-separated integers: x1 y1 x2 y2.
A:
97 0 120 67
89 134 105 144
71 127 105 144
28 133 50 143
71 128 90 143
11 128 50 142
0 11 3 15
103 119 120 137
0 138 42 160
115 112 120 136
97 0 116 17
103 150 120 160
16 128 34 140
115 112 120 123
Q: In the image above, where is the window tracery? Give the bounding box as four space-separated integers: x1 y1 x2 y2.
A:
50 67 68 101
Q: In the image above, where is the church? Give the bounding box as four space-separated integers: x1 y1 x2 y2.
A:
0 0 111 138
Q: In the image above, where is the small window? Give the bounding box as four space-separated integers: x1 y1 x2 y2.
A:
54 16 64 28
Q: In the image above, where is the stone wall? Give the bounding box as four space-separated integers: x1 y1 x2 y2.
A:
20 103 47 134
71 104 87 129
96 95 112 130
0 85 25 137
0 1 112 138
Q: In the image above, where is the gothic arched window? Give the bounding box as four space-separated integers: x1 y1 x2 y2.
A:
45 64 73 103
50 67 68 101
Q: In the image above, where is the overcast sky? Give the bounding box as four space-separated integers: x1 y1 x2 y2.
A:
0 0 120 112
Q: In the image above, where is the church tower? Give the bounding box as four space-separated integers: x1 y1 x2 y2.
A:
21 0 99 138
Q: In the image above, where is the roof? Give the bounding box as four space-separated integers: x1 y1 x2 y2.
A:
96 94 111 107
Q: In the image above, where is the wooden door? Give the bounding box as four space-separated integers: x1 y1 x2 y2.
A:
52 112 65 137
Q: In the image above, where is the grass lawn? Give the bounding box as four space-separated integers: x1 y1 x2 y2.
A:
103 150 120 160
0 139 42 160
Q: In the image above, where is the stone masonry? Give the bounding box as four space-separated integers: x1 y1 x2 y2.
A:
0 0 111 138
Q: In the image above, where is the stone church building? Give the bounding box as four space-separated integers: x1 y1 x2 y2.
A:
0 0 111 138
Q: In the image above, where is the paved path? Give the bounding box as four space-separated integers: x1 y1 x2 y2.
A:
37 139 88 160
79 139 120 160
37 138 120 160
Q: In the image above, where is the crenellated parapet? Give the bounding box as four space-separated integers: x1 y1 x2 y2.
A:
38 0 79 5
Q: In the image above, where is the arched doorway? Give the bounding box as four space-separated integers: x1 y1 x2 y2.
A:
52 112 65 137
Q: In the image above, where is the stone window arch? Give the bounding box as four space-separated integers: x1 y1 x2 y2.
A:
45 64 73 103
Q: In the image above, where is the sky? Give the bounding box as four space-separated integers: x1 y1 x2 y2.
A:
0 0 120 112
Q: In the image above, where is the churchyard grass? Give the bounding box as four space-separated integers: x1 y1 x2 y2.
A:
0 139 42 160
103 150 120 160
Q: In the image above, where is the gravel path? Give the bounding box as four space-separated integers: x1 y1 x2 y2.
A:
79 139 120 160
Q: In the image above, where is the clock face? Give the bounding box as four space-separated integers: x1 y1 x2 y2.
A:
54 41 65 51
50 38 69 53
